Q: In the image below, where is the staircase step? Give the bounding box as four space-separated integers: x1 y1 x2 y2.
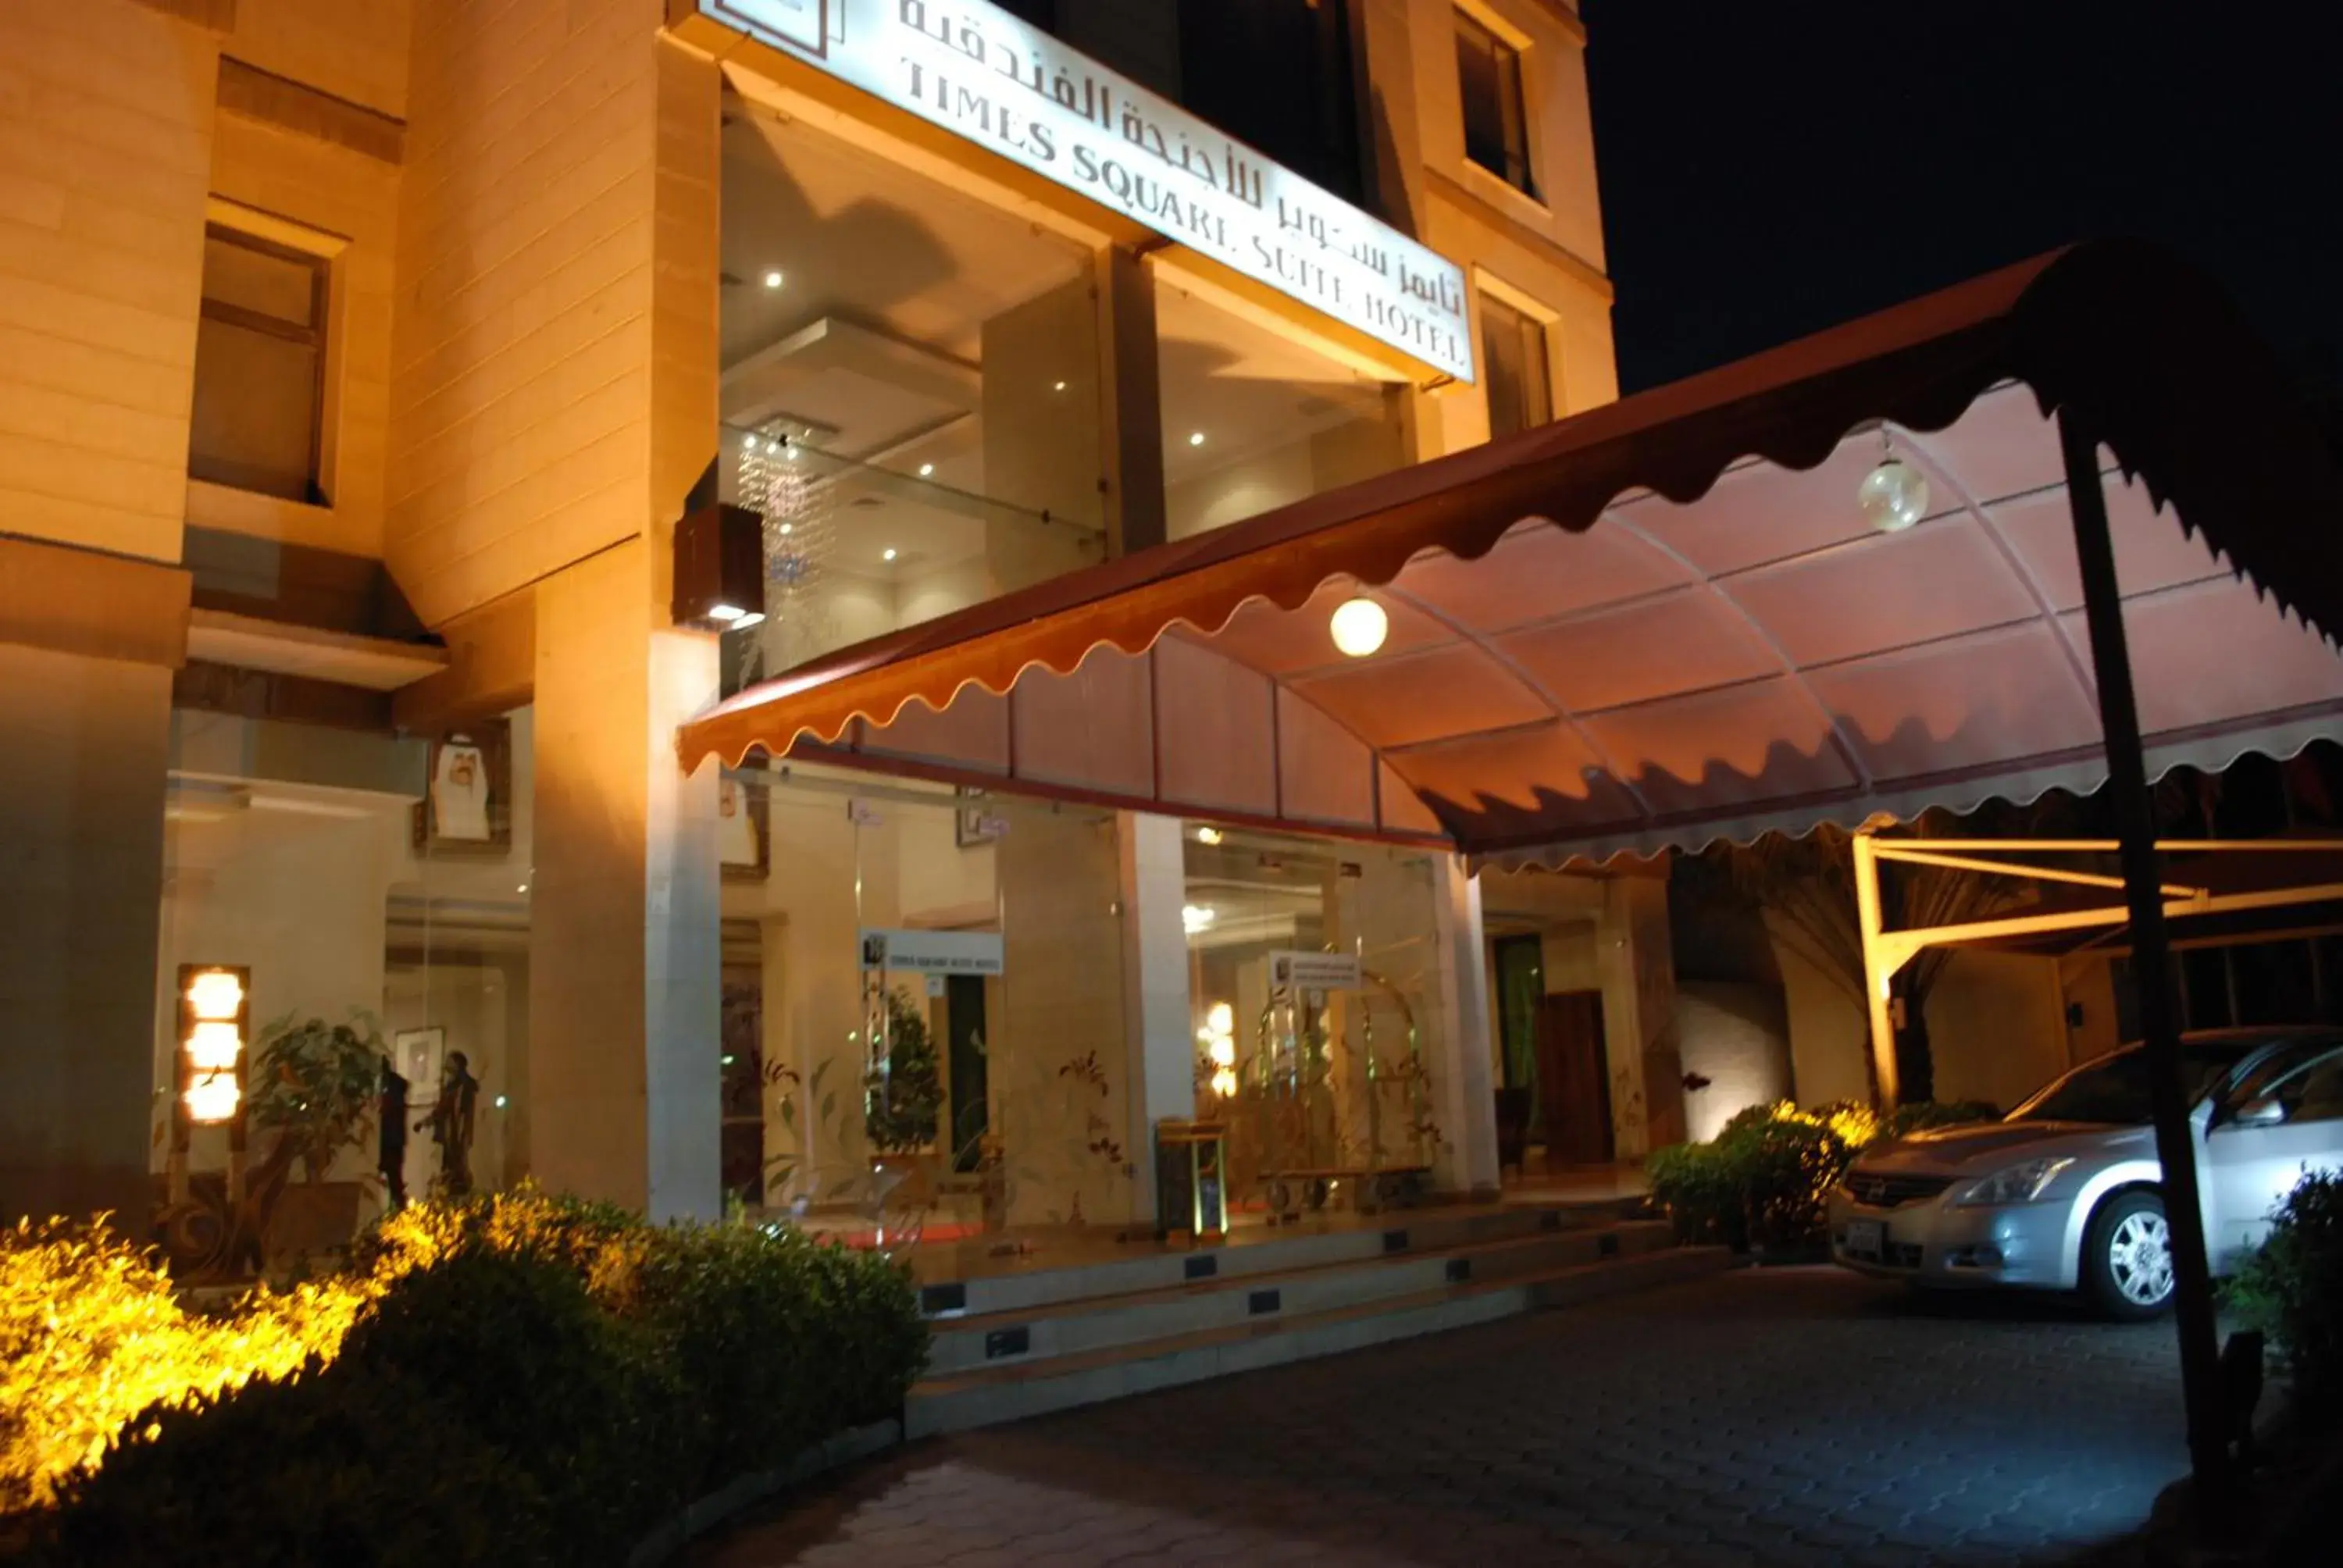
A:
925 1220 1676 1375
906 1244 1733 1438
918 1203 1603 1322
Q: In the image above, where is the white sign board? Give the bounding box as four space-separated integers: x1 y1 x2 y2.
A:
1268 949 1362 992
859 927 1005 976
701 0 1475 381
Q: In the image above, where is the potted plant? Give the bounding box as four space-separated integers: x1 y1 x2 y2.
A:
248 1010 387 1255
864 988 943 1157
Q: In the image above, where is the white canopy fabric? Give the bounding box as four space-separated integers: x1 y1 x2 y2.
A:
680 243 2343 864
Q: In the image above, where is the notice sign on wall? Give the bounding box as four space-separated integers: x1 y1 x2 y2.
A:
859 928 1005 976
700 0 1476 381
1268 949 1362 992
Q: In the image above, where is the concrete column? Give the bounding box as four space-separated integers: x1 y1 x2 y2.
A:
526 542 722 1221
1119 812 1194 1226
1432 855 1501 1197
0 645 174 1224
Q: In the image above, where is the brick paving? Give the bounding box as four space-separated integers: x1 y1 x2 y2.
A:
694 1266 2184 1566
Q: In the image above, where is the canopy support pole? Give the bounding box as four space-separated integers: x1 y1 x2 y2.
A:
1850 829 1901 1107
2059 410 2232 1520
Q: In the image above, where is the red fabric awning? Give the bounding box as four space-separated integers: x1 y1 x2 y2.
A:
679 242 2343 864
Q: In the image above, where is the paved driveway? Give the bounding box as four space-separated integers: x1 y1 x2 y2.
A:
695 1267 2184 1566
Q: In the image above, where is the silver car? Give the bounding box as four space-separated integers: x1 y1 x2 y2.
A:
1828 1028 2343 1317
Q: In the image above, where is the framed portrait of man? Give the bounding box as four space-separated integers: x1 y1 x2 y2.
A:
718 773 770 880
412 720 512 853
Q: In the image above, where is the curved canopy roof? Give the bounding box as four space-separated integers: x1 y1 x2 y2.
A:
680 242 2343 865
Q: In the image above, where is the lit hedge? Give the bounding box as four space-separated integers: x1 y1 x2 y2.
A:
4 1189 928 1565
1646 1098 1999 1251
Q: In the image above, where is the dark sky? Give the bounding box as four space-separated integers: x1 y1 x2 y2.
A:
1581 2 2343 395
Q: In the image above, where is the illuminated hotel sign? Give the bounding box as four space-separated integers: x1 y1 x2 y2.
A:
700 0 1477 381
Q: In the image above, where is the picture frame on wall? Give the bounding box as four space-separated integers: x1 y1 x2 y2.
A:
412 719 512 853
718 773 771 880
955 786 1002 849
392 1026 445 1097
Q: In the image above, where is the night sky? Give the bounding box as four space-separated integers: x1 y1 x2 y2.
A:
1581 2 2343 396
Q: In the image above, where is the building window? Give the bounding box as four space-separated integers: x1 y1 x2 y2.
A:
1480 291 1553 438
188 225 329 504
1455 9 1535 198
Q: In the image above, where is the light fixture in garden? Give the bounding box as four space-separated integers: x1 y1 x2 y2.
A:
177 964 248 1125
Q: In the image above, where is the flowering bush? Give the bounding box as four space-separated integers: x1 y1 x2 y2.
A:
6 1188 928 1564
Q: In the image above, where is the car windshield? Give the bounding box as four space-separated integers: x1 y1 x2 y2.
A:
2006 1044 2252 1125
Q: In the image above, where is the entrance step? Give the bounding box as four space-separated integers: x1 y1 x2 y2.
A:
924 1220 1675 1376
914 1201 1615 1324
905 1217 1730 1438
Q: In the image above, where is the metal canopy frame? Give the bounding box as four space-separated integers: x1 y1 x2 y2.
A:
1853 834 2343 1096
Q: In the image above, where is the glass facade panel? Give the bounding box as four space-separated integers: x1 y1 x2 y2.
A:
720 102 1108 678
1182 825 1447 1213
153 705 535 1260
719 763 1133 1235
1156 279 1408 541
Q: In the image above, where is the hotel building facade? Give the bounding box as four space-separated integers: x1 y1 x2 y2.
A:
2 0 1683 1236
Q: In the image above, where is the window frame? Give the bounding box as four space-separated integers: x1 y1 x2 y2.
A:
191 221 333 505
1478 287 1554 438
1453 5 1538 200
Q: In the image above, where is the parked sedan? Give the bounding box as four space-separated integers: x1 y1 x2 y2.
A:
1828 1028 2343 1317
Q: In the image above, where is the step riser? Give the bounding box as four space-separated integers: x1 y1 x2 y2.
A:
925 1223 1673 1375
928 1205 1571 1320
908 1248 1731 1438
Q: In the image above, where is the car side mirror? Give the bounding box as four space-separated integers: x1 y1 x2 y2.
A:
2228 1097 2287 1129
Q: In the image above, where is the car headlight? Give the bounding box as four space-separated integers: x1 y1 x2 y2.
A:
1955 1156 2074 1207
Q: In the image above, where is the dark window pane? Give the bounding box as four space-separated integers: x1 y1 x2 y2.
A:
1455 11 1534 195
1480 291 1551 438
190 228 326 502
187 318 320 501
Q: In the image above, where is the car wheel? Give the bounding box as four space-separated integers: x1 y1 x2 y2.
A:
2084 1191 2177 1320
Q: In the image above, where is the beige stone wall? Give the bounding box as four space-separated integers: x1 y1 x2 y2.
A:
0 644 176 1223
0 0 219 564
387 0 711 628
226 0 414 119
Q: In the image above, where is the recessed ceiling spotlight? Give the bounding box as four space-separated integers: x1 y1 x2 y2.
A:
762 269 784 288
918 463 934 477
1188 431 1206 447
1053 380 1067 391
883 547 898 561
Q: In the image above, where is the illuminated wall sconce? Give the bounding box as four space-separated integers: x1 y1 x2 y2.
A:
671 502 766 631
177 964 250 1127
1199 1000 1239 1099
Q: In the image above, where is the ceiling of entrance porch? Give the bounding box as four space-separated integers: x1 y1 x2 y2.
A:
1198 381 2343 863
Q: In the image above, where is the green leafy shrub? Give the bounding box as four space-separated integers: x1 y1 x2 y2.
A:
633 1222 924 1492
1646 1099 1996 1252
18 1188 929 1566
340 1250 693 1556
43 1360 541 1567
1645 1141 1747 1249
2224 1168 2343 1408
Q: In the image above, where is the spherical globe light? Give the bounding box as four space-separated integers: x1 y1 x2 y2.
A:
1857 456 1930 534
1329 596 1389 657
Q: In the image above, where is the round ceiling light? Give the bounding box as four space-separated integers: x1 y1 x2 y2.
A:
1858 455 1929 533
1329 596 1389 658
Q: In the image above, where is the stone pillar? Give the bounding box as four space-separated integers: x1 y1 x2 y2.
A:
1432 855 1501 1197
526 542 723 1221
0 645 176 1224
1119 812 1193 1226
